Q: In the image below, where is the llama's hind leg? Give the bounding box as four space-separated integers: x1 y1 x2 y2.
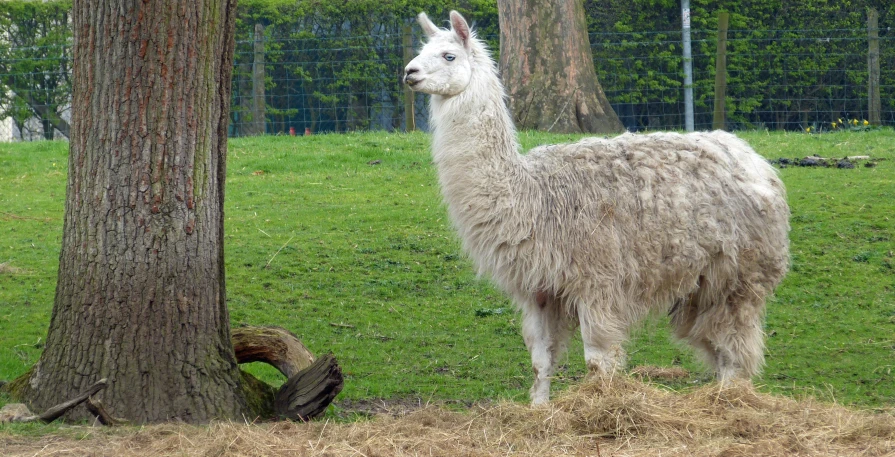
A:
714 288 766 382
521 293 573 405
577 303 627 377
675 286 767 383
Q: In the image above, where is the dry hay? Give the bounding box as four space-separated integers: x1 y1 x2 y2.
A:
1 376 893 456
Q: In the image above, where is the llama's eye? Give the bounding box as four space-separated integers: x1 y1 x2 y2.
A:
444 54 456 61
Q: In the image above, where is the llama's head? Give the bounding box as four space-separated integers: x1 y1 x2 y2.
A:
404 11 476 97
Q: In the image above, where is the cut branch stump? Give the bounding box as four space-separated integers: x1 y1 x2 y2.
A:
232 326 315 378
2 326 341 424
274 352 344 421
232 326 343 421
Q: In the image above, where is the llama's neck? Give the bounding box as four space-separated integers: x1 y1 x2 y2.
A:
428 58 520 169
427 53 531 251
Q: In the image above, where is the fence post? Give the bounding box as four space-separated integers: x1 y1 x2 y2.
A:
252 23 266 135
712 12 729 131
402 25 416 132
681 0 694 132
867 8 881 126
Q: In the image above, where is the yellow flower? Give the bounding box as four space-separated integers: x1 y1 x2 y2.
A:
852 119 859 125
863 120 869 126
806 127 812 133
838 118 843 124
831 122 837 128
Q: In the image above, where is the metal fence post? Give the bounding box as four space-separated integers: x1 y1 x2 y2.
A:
252 23 266 135
402 24 416 132
681 0 694 132
867 8 881 126
712 11 729 131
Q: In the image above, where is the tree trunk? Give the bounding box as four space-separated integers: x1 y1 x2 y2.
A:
41 118 55 140
250 22 266 135
237 61 253 136
26 0 246 424
497 0 624 134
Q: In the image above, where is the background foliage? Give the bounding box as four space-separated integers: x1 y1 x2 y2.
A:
0 1 71 140
1 0 892 137
230 0 498 135
585 0 895 129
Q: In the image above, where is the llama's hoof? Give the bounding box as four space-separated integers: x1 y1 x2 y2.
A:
717 374 752 389
529 384 550 406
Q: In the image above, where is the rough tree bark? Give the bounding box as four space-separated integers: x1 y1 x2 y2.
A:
25 0 247 423
497 0 624 134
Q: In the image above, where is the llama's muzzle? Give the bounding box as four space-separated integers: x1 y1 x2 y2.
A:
403 67 422 87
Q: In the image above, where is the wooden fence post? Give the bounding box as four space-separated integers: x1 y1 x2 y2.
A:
402 24 415 132
252 23 266 135
867 8 881 126
712 11 729 131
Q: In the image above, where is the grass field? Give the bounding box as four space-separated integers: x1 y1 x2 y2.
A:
1 129 893 413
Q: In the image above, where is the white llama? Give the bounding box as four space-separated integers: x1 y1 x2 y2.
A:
404 11 790 404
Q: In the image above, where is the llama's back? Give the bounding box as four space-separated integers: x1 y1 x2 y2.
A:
512 130 789 314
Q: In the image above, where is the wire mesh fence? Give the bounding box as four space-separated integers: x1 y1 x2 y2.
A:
229 31 419 136
0 40 71 141
598 27 894 131
1 24 892 141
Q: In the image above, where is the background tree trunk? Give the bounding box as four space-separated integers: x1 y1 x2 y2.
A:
250 22 266 135
41 118 55 140
26 0 246 423
497 0 624 134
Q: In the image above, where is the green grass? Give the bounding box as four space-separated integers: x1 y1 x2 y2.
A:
0 129 893 409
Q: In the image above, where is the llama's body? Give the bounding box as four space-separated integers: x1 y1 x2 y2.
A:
405 11 790 404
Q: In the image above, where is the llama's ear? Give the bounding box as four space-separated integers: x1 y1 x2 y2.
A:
449 10 471 48
417 12 439 37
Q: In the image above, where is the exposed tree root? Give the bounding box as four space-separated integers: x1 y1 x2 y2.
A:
2 326 343 424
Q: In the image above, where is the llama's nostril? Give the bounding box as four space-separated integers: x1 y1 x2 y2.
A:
404 67 421 86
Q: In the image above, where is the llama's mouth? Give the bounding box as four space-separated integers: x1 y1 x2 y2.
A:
404 76 423 87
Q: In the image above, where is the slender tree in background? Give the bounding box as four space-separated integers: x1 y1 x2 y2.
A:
497 0 623 134
24 0 248 423
0 2 71 139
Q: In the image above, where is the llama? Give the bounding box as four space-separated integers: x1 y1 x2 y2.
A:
404 11 790 405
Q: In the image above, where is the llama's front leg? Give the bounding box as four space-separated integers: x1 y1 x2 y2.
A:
521 295 571 405
578 304 626 377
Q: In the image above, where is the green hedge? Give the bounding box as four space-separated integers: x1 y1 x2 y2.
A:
586 0 895 129
0 1 72 140
230 0 498 134
1 0 892 135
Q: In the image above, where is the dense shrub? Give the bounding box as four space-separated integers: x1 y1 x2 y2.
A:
1 0 892 135
231 0 498 134
585 0 895 129
0 1 72 140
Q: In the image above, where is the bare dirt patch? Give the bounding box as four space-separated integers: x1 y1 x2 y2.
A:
0 262 25 275
629 364 691 381
769 155 883 169
1 377 893 456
